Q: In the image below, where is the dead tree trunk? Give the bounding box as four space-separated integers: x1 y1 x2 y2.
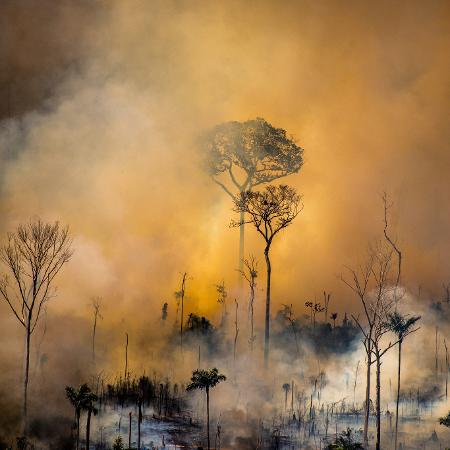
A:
234 299 239 362
264 244 272 368
124 333 129 380
128 412 132 450
394 340 402 450
375 353 381 450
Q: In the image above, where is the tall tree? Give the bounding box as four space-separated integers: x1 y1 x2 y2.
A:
0 219 72 434
186 368 226 450
345 243 410 450
204 118 303 272
233 185 301 367
387 311 420 450
341 253 375 447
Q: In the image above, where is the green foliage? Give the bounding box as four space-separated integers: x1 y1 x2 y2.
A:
186 368 226 392
113 435 125 450
326 428 363 450
439 411 450 428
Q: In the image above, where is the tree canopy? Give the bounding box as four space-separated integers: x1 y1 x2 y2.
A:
203 118 303 196
186 368 226 392
233 184 301 244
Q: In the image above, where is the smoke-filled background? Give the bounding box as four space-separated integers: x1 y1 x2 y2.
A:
0 0 449 447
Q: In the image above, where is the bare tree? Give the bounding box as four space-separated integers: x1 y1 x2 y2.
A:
282 304 300 358
233 299 239 362
91 297 103 364
344 242 415 450
239 256 258 351
233 184 302 367
323 291 331 323
124 332 129 381
341 253 375 447
175 272 187 350
0 218 72 434
382 192 402 288
216 280 227 327
204 118 303 273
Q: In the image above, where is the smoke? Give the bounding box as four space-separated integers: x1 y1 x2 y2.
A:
0 0 449 446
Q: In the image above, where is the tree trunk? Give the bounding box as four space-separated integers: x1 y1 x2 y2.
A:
376 355 381 450
92 314 97 363
206 387 210 450
138 400 142 450
128 412 132 450
76 410 80 450
250 284 255 352
23 320 31 436
86 409 92 450
264 245 271 368
394 340 402 450
363 349 371 447
239 209 245 277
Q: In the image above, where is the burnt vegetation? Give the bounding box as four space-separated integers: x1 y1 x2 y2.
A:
0 119 449 450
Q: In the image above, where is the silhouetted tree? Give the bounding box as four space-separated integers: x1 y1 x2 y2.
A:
323 291 332 323
175 272 188 350
216 280 227 326
382 192 402 288
341 252 375 447
161 302 168 322
387 311 420 450
233 185 301 366
91 297 102 364
65 384 91 450
186 368 226 450
233 299 239 362
82 389 98 450
330 313 338 328
0 218 72 434
282 383 291 412
204 118 303 272
239 256 258 351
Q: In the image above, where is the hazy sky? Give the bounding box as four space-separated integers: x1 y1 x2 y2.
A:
0 0 449 322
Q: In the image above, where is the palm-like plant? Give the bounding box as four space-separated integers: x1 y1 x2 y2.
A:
186 368 226 450
387 311 420 450
65 384 91 450
82 391 98 450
